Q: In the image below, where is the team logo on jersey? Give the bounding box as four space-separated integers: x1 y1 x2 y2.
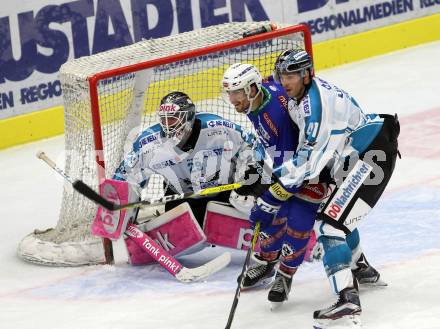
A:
302 96 311 116
207 120 235 129
139 133 159 146
263 112 278 137
277 95 288 110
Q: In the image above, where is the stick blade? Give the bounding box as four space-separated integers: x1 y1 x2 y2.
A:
176 252 231 283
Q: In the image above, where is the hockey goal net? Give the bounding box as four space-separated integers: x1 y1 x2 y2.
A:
18 22 312 266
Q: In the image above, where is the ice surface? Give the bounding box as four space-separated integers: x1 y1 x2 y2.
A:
1 41 440 329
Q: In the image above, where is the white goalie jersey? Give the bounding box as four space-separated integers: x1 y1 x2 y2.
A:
114 112 255 195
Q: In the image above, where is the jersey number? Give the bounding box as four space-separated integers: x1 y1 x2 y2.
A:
306 122 319 140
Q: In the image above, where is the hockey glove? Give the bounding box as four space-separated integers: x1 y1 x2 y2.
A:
249 197 279 230
249 182 296 230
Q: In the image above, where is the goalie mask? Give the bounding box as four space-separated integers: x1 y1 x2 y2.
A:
157 91 196 146
273 48 313 83
222 63 262 114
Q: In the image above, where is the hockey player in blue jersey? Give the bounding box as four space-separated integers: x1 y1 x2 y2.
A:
222 63 327 307
258 48 400 326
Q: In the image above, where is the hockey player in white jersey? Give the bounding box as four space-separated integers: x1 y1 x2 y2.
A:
99 91 260 264
246 48 399 326
113 91 253 222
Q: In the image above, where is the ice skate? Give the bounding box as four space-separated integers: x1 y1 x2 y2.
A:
238 254 277 290
352 253 387 287
268 270 292 310
313 287 362 328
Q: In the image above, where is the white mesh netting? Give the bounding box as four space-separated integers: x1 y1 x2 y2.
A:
18 22 310 265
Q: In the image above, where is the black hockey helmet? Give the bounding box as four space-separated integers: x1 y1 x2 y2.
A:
157 91 196 144
273 48 313 82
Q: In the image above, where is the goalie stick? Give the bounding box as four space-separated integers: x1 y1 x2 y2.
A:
35 151 115 265
72 158 278 211
37 150 231 282
224 222 260 329
73 179 243 211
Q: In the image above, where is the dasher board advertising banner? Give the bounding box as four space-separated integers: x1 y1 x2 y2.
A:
1 0 439 119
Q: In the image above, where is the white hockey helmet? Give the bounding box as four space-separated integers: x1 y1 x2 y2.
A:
222 63 262 114
157 91 196 146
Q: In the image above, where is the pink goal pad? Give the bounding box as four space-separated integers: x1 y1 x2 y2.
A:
125 202 207 266
203 202 260 252
91 179 132 240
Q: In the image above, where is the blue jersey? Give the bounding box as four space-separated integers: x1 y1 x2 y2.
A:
247 80 299 169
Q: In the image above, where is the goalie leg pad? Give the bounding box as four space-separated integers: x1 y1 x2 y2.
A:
91 179 139 240
203 201 261 251
125 202 207 266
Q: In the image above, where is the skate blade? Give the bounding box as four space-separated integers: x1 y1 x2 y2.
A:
270 301 284 311
359 278 388 288
313 314 362 329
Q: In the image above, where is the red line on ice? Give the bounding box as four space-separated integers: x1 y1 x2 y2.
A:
398 107 440 159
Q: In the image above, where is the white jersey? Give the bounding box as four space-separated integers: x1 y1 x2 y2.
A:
114 113 254 194
275 77 384 188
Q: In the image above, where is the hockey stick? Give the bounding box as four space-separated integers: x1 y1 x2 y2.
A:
125 223 231 282
37 150 232 282
224 222 260 329
73 173 243 211
36 151 115 265
73 159 278 211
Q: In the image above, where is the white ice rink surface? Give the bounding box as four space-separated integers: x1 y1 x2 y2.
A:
1 41 440 329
